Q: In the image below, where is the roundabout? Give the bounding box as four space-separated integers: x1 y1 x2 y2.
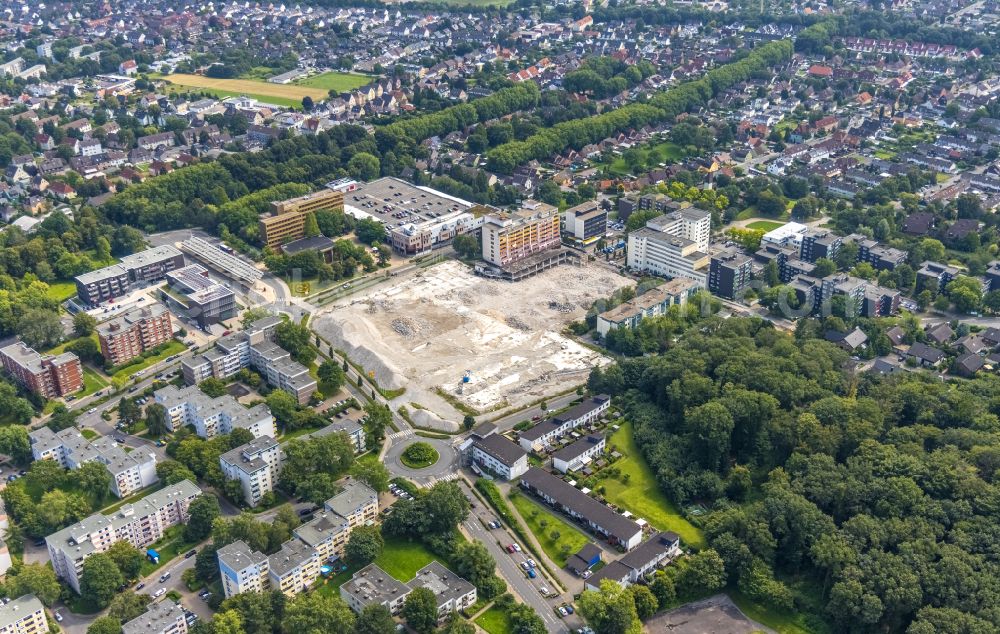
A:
400 441 439 468
383 434 458 483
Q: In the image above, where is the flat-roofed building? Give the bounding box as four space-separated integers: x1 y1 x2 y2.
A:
293 511 351 563
518 395 611 452
552 434 606 473
29 427 157 498
163 264 236 329
520 467 642 550
0 342 82 398
627 229 709 285
260 190 345 248
340 564 412 615
97 304 173 366
177 238 263 286
217 540 269 598
301 420 366 454
154 384 276 440
482 202 561 267
219 436 280 507
596 279 699 337
268 539 320 597
324 481 378 529
46 480 201 593
409 561 477 623
708 248 753 300
181 316 316 404
75 246 185 306
468 433 528 480
563 201 608 244
121 599 188 634
0 595 48 634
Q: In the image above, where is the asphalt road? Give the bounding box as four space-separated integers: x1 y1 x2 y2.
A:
382 433 460 484
487 392 583 435
459 480 577 633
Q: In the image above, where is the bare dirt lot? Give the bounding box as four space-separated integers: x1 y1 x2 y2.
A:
312 260 630 426
644 595 775 634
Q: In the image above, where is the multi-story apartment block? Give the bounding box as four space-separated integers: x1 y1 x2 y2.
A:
410 561 477 623
481 202 561 267
0 595 48 634
518 395 611 452
0 343 82 399
847 235 907 271
97 304 173 366
562 201 608 245
340 564 412 615
46 480 201 593
466 433 528 481
799 229 843 264
181 316 317 404
154 385 276 440
595 278 699 337
75 246 185 306
218 481 378 599
218 541 270 599
260 190 345 248
708 248 753 300
626 210 712 285
121 599 188 634
917 261 960 295
324 481 379 529
302 420 366 454
29 427 157 498
219 436 281 507
268 539 321 597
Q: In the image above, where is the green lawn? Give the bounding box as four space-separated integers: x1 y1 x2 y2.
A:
746 220 785 232
373 535 439 581
111 340 187 381
80 428 98 440
603 421 706 549
45 281 78 302
730 590 826 634
139 525 200 577
295 72 372 93
599 141 686 176
81 366 110 397
100 482 166 514
475 606 512 634
509 492 589 567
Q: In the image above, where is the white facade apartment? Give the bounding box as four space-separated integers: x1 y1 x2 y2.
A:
469 434 528 480
154 384 276 440
121 599 188 634
217 540 270 599
219 436 281 507
0 595 48 634
29 427 157 498
626 230 709 286
517 395 611 452
268 539 321 597
646 208 711 251
46 480 201 593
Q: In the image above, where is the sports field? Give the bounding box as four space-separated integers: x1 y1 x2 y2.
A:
295 71 372 93
159 74 328 107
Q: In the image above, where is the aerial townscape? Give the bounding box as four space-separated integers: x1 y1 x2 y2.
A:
0 0 996 634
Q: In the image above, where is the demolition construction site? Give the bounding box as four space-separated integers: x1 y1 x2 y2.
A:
312 260 630 427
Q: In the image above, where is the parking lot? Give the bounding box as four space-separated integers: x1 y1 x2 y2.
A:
342 177 472 229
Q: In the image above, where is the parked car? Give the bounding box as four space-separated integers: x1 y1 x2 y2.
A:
527 559 536 568
88 408 97 414
54 611 63 623
558 607 568 617
184 549 197 559
506 544 516 553
153 588 166 598
512 543 521 552
136 583 145 591
159 573 171 583
527 569 537 579
565 605 574 614
520 562 530 571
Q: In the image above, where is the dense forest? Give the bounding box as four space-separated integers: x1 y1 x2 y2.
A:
589 317 1000 633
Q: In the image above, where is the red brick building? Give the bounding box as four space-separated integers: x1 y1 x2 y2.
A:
0 342 82 398
97 304 173 366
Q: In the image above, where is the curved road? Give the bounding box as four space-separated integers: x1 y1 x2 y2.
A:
382 433 460 485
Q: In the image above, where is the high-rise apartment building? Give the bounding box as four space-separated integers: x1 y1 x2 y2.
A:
0 343 82 398
97 304 173 366
481 202 561 267
219 436 280 507
260 190 344 248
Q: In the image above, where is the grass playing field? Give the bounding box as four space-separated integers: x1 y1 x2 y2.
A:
746 220 786 232
294 71 372 93
159 74 329 108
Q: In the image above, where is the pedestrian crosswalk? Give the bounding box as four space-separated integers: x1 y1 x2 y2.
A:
420 472 459 488
388 429 414 441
